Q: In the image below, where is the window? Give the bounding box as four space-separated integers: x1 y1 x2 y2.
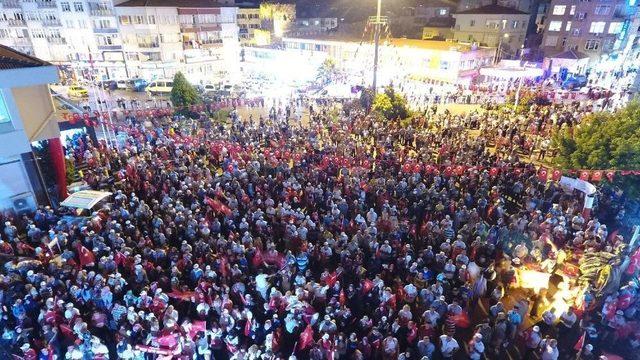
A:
594 5 610 15
94 19 111 29
512 20 519 28
565 21 572 31
553 5 566 15
0 92 12 130
119 16 130 25
78 19 86 28
589 21 606 33
65 20 74 28
148 15 155 24
485 20 501 29
501 19 507 29
438 8 447 15
545 35 558 46
585 39 599 50
73 2 83 11
573 28 581 36
470 20 475 26
440 60 449 70
608 22 623 34
61 2 71 12
570 5 576 15
548 21 562 31
561 37 567 46
132 15 145 24
578 12 587 20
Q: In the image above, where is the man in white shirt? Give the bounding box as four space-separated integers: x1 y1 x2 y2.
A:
439 334 459 359
541 338 559 360
468 333 485 360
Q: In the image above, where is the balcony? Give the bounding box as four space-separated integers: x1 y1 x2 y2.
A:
90 8 113 16
97 44 121 50
93 27 118 34
47 37 66 45
42 19 62 27
36 0 57 8
7 19 26 26
1 1 21 8
138 42 159 48
13 38 31 46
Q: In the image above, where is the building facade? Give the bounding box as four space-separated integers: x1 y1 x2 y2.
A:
541 0 632 62
0 45 62 212
113 1 240 84
0 0 126 79
453 4 530 53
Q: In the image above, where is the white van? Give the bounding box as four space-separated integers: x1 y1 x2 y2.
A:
146 80 173 96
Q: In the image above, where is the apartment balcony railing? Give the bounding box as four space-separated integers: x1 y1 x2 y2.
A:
36 0 57 8
42 19 62 26
47 37 66 44
93 27 118 33
7 19 26 26
1 1 22 8
13 37 31 46
90 8 113 16
138 42 159 48
97 44 121 50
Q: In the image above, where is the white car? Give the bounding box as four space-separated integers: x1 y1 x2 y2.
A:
146 80 173 96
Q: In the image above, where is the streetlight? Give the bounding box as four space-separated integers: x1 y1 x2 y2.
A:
494 33 509 64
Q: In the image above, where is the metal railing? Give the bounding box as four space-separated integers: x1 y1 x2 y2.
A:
13 37 31 46
90 8 113 16
7 19 26 26
42 19 62 26
47 37 66 44
138 42 159 48
36 0 57 8
1 1 22 8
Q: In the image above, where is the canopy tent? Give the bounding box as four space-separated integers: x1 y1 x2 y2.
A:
479 66 545 79
60 190 112 210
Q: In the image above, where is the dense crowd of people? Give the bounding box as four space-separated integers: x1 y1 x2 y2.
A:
0 91 638 360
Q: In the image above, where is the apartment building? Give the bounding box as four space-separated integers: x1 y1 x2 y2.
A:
237 6 261 45
115 0 240 84
0 0 125 79
541 0 632 62
453 4 530 51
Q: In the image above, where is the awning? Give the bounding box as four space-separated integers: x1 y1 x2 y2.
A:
479 66 545 79
60 190 112 210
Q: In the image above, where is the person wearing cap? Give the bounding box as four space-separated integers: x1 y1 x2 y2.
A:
524 325 542 359
438 333 459 360
468 333 485 360
540 338 559 360
577 343 596 360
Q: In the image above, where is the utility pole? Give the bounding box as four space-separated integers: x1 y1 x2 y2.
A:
369 0 387 93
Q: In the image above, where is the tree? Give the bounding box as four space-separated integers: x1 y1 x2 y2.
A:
553 101 640 195
316 58 337 85
170 72 201 109
372 86 410 121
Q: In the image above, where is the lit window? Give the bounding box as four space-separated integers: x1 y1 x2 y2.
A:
608 22 623 34
565 21 572 31
73 2 83 11
553 5 566 15
594 5 610 15
0 92 10 125
548 21 563 31
570 5 576 15
589 21 606 34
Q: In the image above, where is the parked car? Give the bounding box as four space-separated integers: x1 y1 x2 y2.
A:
98 79 117 90
68 85 89 98
146 80 173 96
127 78 148 92
115 79 128 90
561 75 588 90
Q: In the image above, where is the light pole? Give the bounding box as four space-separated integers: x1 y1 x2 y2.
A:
370 0 387 93
494 33 509 64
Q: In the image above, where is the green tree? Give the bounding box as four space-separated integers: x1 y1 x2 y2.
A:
372 86 410 121
553 101 640 195
316 58 337 85
170 72 201 109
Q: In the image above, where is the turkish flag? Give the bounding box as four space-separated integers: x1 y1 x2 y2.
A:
205 197 231 216
606 171 616 182
579 171 590 181
244 318 252 337
362 279 374 294
573 332 586 351
425 165 434 174
514 168 522 176
298 325 314 351
157 334 178 348
489 167 499 177
455 165 465 176
591 171 603 182
78 245 95 268
444 166 453 177
552 169 562 181
538 168 548 182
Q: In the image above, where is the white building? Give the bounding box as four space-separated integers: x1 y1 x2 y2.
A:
0 0 126 80
114 0 240 84
453 4 530 55
0 45 61 212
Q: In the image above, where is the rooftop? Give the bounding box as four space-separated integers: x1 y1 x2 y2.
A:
116 0 234 7
0 44 50 70
549 49 590 60
454 4 529 15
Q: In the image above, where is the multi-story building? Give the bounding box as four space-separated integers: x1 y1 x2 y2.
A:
0 45 62 212
541 0 632 62
453 4 530 54
0 0 126 80
458 0 534 14
237 6 261 45
114 0 240 84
